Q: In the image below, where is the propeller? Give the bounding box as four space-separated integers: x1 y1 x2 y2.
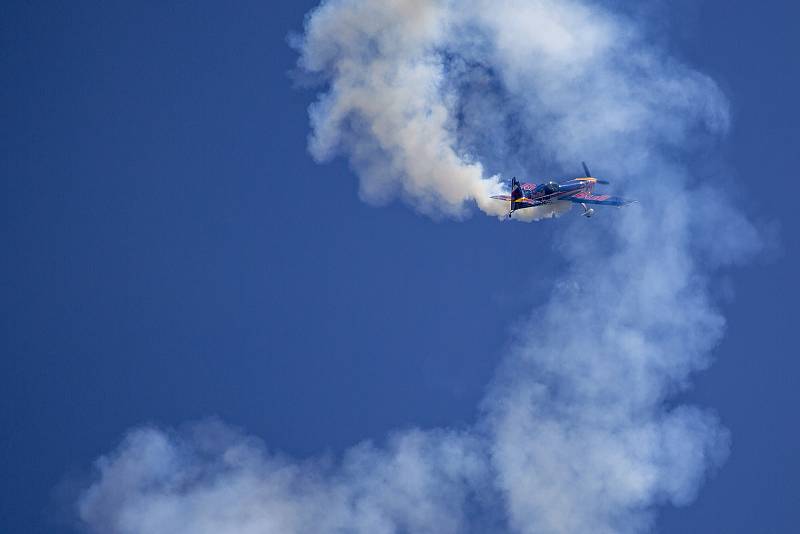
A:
582 161 610 184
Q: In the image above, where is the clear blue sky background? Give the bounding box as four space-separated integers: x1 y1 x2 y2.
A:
1 1 797 532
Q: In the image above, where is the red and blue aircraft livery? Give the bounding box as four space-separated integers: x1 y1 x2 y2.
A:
490 162 636 218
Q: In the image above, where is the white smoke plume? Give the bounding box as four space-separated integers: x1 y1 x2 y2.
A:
74 0 758 533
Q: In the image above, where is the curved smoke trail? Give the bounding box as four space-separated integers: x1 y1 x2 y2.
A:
75 1 758 533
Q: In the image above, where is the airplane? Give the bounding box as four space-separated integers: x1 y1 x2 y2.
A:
490 162 636 218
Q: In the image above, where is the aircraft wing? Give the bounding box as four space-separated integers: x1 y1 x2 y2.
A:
566 192 636 206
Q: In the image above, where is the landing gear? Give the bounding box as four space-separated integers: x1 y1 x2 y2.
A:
581 203 595 218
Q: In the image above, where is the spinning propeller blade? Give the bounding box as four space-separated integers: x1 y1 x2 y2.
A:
582 161 610 184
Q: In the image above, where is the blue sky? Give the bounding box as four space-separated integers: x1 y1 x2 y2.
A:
1 1 797 533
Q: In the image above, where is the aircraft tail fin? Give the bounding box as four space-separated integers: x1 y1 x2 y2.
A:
489 178 526 217
511 177 523 202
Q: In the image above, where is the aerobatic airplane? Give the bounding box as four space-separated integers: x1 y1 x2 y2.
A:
491 162 636 218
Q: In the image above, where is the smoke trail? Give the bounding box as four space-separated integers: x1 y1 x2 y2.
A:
74 1 758 533
296 0 509 219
